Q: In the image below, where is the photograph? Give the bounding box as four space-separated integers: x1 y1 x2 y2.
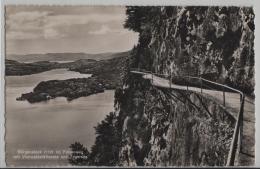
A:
3 4 255 167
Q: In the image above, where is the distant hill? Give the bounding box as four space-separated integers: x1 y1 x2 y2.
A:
7 51 130 63
6 51 130 76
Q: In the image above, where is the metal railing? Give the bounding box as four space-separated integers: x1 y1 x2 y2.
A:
130 68 245 166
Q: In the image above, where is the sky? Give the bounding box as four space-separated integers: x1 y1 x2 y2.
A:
5 5 139 55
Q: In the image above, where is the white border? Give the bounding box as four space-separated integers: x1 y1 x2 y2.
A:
0 0 5 167
1 0 259 167
254 1 260 166
1 0 258 6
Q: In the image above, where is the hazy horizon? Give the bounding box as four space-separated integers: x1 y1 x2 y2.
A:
6 50 130 56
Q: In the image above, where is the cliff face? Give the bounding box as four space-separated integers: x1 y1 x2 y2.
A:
113 6 254 166
125 6 254 94
116 77 234 166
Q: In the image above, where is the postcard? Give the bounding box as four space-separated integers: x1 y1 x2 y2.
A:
0 0 258 167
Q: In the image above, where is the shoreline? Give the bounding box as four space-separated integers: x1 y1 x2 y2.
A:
17 77 111 103
8 54 127 103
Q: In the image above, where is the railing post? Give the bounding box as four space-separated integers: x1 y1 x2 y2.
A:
226 94 245 166
186 77 189 91
152 72 153 84
200 77 202 93
188 73 190 91
239 94 245 153
223 86 226 106
169 74 172 89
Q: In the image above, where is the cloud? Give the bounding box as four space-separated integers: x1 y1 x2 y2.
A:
6 11 50 31
43 28 65 39
89 25 112 35
6 10 127 40
44 14 125 28
7 31 40 40
88 25 129 35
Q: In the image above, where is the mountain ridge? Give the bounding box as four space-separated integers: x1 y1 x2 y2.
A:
7 51 130 63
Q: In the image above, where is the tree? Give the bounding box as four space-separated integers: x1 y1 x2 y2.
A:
124 6 160 33
68 142 89 166
88 112 120 166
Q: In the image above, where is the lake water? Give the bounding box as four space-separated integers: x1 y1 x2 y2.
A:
5 69 115 167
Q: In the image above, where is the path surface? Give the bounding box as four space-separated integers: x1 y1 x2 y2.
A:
131 70 255 166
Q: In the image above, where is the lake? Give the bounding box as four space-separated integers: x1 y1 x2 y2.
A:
5 69 115 167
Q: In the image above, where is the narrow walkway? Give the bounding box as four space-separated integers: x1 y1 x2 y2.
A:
131 70 255 166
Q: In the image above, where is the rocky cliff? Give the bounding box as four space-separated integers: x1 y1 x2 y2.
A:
115 74 235 166
113 6 254 166
124 6 254 94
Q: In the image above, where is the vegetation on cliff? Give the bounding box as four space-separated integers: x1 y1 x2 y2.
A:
69 112 120 166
